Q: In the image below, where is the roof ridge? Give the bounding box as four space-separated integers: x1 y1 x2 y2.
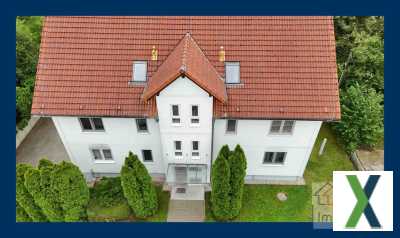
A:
186 34 224 81
180 32 190 72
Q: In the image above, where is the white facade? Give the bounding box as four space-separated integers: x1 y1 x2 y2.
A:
52 75 322 184
213 120 322 182
52 116 164 180
156 76 213 183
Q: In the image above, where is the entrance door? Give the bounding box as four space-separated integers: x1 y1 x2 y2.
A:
175 166 187 184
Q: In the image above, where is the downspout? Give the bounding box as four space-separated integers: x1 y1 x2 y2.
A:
209 117 215 185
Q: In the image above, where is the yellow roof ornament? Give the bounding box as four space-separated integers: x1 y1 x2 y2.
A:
218 46 225 62
151 45 158 61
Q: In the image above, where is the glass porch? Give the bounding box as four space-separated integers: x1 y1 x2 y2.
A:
166 164 208 184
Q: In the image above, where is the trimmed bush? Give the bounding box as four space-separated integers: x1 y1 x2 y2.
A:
211 147 231 220
228 145 247 219
333 84 383 152
16 202 31 222
24 159 64 221
16 164 47 221
120 152 158 218
51 161 90 222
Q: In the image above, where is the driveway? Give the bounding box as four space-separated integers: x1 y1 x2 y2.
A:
16 117 70 166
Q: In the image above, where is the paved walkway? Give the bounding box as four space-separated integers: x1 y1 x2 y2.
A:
16 117 70 166
167 185 205 222
356 149 384 171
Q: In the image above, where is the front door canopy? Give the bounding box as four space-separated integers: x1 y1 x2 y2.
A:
142 33 227 103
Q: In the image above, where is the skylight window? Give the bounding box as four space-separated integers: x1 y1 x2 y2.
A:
132 61 147 82
225 62 240 84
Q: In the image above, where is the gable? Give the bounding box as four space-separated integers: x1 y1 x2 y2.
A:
158 76 211 98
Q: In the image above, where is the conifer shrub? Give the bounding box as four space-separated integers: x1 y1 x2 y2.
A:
211 146 231 220
50 161 90 222
228 145 247 219
120 152 158 218
24 159 64 221
16 202 31 222
16 163 47 221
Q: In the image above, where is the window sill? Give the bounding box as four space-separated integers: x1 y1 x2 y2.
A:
261 163 285 167
189 123 200 127
171 123 182 127
94 160 115 164
225 131 237 135
137 131 150 134
81 130 106 133
191 156 200 160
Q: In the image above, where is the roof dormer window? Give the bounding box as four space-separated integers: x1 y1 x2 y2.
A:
225 62 240 84
132 61 147 82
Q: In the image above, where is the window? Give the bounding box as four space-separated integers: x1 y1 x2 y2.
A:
132 61 147 82
191 105 200 124
226 119 237 133
225 62 240 84
171 105 180 124
269 120 295 134
142 150 153 162
263 152 287 164
91 147 113 161
192 141 199 158
136 118 148 132
79 118 104 131
174 141 182 157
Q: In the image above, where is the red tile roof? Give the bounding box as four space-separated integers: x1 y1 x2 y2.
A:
142 33 227 103
32 16 340 120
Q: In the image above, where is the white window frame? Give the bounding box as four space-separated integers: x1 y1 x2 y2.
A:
90 146 114 163
141 149 154 163
171 104 181 125
269 120 295 134
79 118 105 132
191 141 200 159
190 105 200 126
225 62 240 84
135 118 149 133
262 151 287 165
226 119 237 134
132 61 147 82
174 141 183 158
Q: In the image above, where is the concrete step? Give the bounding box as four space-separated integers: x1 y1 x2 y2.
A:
167 200 205 222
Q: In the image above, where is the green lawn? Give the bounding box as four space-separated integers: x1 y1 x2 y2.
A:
205 123 354 221
87 182 170 222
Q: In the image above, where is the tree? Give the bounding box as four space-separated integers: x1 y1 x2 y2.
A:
333 84 383 152
24 159 64 221
120 152 158 218
211 146 231 220
228 145 247 219
16 164 47 221
50 161 90 222
16 16 43 129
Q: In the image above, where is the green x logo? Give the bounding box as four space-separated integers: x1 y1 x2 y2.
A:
345 175 381 229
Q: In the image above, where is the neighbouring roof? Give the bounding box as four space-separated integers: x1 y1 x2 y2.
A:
142 33 227 103
32 16 340 120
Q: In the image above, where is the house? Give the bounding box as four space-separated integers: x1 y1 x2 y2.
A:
31 16 340 188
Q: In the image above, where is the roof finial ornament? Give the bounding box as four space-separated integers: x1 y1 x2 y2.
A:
151 45 158 61
219 46 225 62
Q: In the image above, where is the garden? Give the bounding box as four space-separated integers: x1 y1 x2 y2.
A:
17 152 170 222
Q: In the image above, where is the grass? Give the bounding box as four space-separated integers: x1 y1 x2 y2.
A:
87 178 170 222
205 123 354 222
